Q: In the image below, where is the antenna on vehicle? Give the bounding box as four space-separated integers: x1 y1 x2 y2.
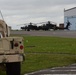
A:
0 10 5 21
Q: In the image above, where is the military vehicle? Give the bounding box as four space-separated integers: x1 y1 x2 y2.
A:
0 19 25 75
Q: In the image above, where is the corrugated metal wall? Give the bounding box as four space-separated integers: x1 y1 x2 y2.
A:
64 16 76 30
64 7 76 30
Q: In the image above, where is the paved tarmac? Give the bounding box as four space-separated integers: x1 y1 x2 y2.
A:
11 30 76 38
25 63 76 75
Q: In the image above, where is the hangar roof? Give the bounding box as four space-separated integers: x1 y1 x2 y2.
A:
64 7 76 17
64 7 76 12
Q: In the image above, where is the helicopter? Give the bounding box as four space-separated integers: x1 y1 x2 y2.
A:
17 22 37 31
54 21 71 30
18 21 57 31
17 20 71 31
39 21 57 30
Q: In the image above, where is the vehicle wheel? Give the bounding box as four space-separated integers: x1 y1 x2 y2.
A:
0 63 6 71
6 62 21 75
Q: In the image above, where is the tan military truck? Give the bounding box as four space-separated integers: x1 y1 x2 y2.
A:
0 20 25 75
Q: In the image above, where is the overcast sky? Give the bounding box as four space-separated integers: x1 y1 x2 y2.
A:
0 0 76 29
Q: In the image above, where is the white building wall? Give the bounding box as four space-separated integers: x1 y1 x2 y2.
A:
64 16 76 30
64 7 76 30
64 8 76 17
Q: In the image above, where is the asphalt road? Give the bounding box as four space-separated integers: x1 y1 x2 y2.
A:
11 30 76 38
25 63 76 75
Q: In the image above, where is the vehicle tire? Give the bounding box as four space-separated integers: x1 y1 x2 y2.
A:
0 63 6 71
6 62 21 75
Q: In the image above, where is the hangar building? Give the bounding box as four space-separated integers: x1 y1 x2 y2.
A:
64 7 76 30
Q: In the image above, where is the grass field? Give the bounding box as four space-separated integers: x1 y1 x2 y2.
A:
1 36 76 75
21 36 76 74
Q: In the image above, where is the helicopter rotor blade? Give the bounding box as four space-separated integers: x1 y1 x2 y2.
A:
17 21 57 26
17 22 35 26
17 24 27 26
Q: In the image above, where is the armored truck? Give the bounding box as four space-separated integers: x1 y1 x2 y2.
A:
0 20 25 75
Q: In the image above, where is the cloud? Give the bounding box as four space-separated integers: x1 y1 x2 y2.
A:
0 0 76 29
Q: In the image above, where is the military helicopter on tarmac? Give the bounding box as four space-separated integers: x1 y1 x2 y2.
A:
18 20 71 31
18 21 57 31
18 22 38 31
55 20 71 30
40 21 57 30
